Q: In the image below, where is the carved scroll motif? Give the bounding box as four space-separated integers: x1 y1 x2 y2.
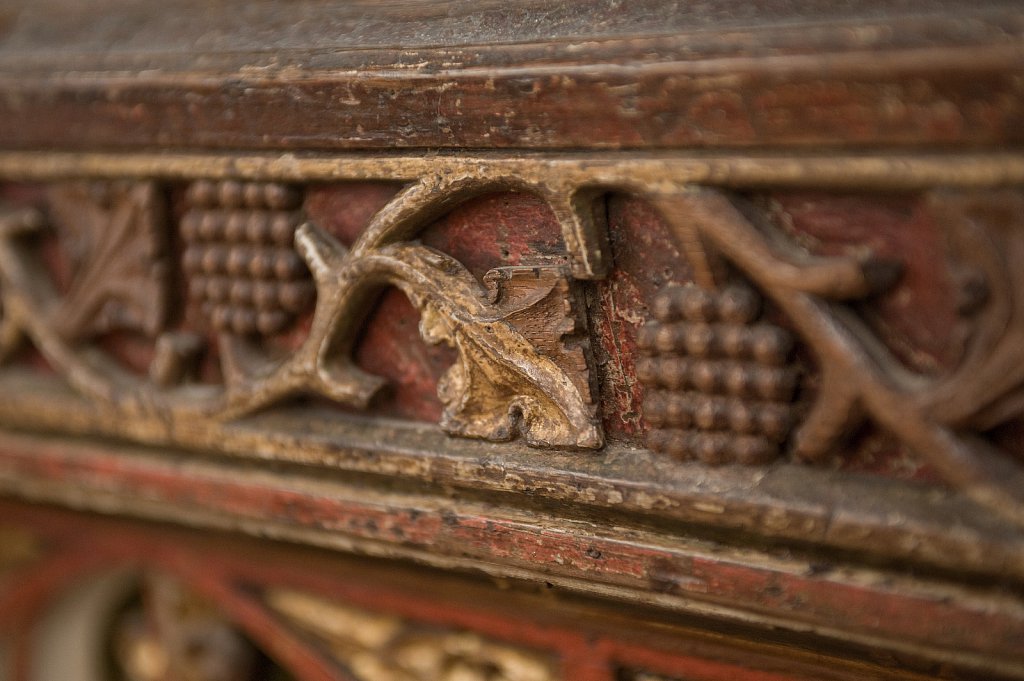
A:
266 589 558 681
0 178 601 449
646 187 1024 527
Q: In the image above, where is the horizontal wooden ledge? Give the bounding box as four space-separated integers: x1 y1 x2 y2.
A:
0 150 1023 189
0 430 1022 678
0 29 1020 151
0 371 1021 588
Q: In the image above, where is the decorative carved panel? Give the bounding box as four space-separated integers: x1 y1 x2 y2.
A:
1 159 1024 526
0 171 602 449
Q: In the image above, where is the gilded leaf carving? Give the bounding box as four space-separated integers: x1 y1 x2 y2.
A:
220 225 600 449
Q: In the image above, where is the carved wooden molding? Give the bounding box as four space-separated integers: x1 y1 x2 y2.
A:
1 3 1021 152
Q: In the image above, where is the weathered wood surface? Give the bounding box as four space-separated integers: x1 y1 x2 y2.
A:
0 2 1023 679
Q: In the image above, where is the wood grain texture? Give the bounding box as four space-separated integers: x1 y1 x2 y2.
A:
0 2 1020 151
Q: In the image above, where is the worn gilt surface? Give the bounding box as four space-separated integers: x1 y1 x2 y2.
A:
266 589 557 681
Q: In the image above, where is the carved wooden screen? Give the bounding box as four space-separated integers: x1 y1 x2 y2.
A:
0 1 1022 680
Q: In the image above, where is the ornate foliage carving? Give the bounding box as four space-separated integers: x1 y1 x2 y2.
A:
220 226 599 448
0 160 1022 524
0 176 601 449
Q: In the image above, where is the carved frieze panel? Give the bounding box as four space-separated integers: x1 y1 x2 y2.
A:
0 153 1022 529
628 187 1024 526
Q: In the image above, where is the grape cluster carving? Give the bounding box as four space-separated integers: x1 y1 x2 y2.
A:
638 284 798 464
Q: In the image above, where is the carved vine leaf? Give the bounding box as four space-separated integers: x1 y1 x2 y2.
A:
312 227 599 449
412 257 599 449
47 181 169 342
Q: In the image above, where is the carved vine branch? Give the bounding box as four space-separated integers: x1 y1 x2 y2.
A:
219 224 600 448
651 187 1024 526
